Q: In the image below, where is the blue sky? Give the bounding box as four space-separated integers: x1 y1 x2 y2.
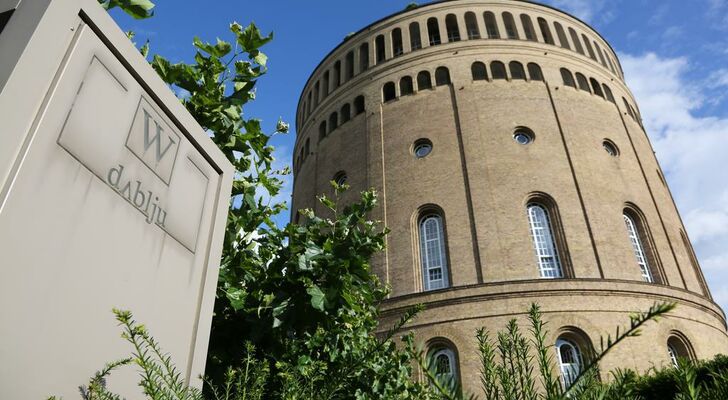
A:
109 1 728 311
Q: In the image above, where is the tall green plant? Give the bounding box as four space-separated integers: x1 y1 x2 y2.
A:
424 302 675 400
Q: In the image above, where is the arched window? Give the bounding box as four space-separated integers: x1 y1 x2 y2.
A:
556 336 583 389
491 61 507 80
318 121 327 142
313 81 320 106
472 62 488 81
445 14 460 42
382 82 396 102
428 345 459 388
340 103 351 123
409 22 422 50
527 203 563 278
569 28 584 55
417 71 433 90
582 34 597 60
359 43 369 72
484 11 500 39
328 112 338 132
400 76 414 96
306 92 312 115
606 55 616 74
333 60 342 89
537 17 554 45
419 213 450 290
590 78 604 97
575 73 590 92
623 98 635 119
509 61 526 80
354 95 365 115
630 104 640 122
554 22 570 49
435 67 451 86
680 230 710 297
594 41 608 67
667 333 694 367
602 84 615 103
520 14 537 41
392 28 404 57
375 34 386 64
465 12 480 39
561 68 576 88
345 51 354 80
528 63 543 81
503 12 519 39
427 17 441 46
623 209 659 283
304 138 310 161
322 72 330 99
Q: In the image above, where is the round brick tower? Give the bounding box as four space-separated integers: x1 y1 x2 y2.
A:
291 0 728 391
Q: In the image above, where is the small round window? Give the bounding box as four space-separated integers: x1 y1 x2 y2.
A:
413 139 433 158
603 140 619 157
513 128 534 145
333 171 348 186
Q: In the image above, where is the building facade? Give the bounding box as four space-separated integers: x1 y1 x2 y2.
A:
291 0 728 392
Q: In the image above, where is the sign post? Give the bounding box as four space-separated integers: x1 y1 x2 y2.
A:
0 0 234 398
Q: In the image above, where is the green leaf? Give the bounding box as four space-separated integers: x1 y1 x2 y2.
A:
253 51 268 67
307 285 326 311
98 0 155 19
225 288 247 311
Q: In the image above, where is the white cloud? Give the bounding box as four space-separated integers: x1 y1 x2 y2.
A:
547 0 605 23
709 69 728 87
621 52 728 310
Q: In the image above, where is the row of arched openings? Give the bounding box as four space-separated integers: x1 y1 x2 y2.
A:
377 11 620 76
416 199 666 292
430 329 695 391
560 67 643 123
295 95 366 173
471 60 543 81
560 67 616 102
381 62 544 103
382 67 451 102
301 8 622 127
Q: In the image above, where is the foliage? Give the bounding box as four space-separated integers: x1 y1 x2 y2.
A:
422 302 676 400
611 354 728 400
98 0 155 19
206 185 433 399
405 2 420 11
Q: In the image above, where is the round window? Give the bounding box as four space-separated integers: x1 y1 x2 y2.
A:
413 139 433 158
513 128 534 145
333 171 348 186
603 140 619 157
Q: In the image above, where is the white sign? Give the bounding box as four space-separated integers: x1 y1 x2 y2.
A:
0 1 234 398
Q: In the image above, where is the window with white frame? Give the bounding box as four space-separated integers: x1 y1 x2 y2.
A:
667 334 693 367
431 347 457 384
527 204 563 278
556 338 582 389
420 214 449 290
623 213 654 282
667 343 679 367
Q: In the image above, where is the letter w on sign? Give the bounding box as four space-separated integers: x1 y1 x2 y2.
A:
126 96 181 184
143 109 176 163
